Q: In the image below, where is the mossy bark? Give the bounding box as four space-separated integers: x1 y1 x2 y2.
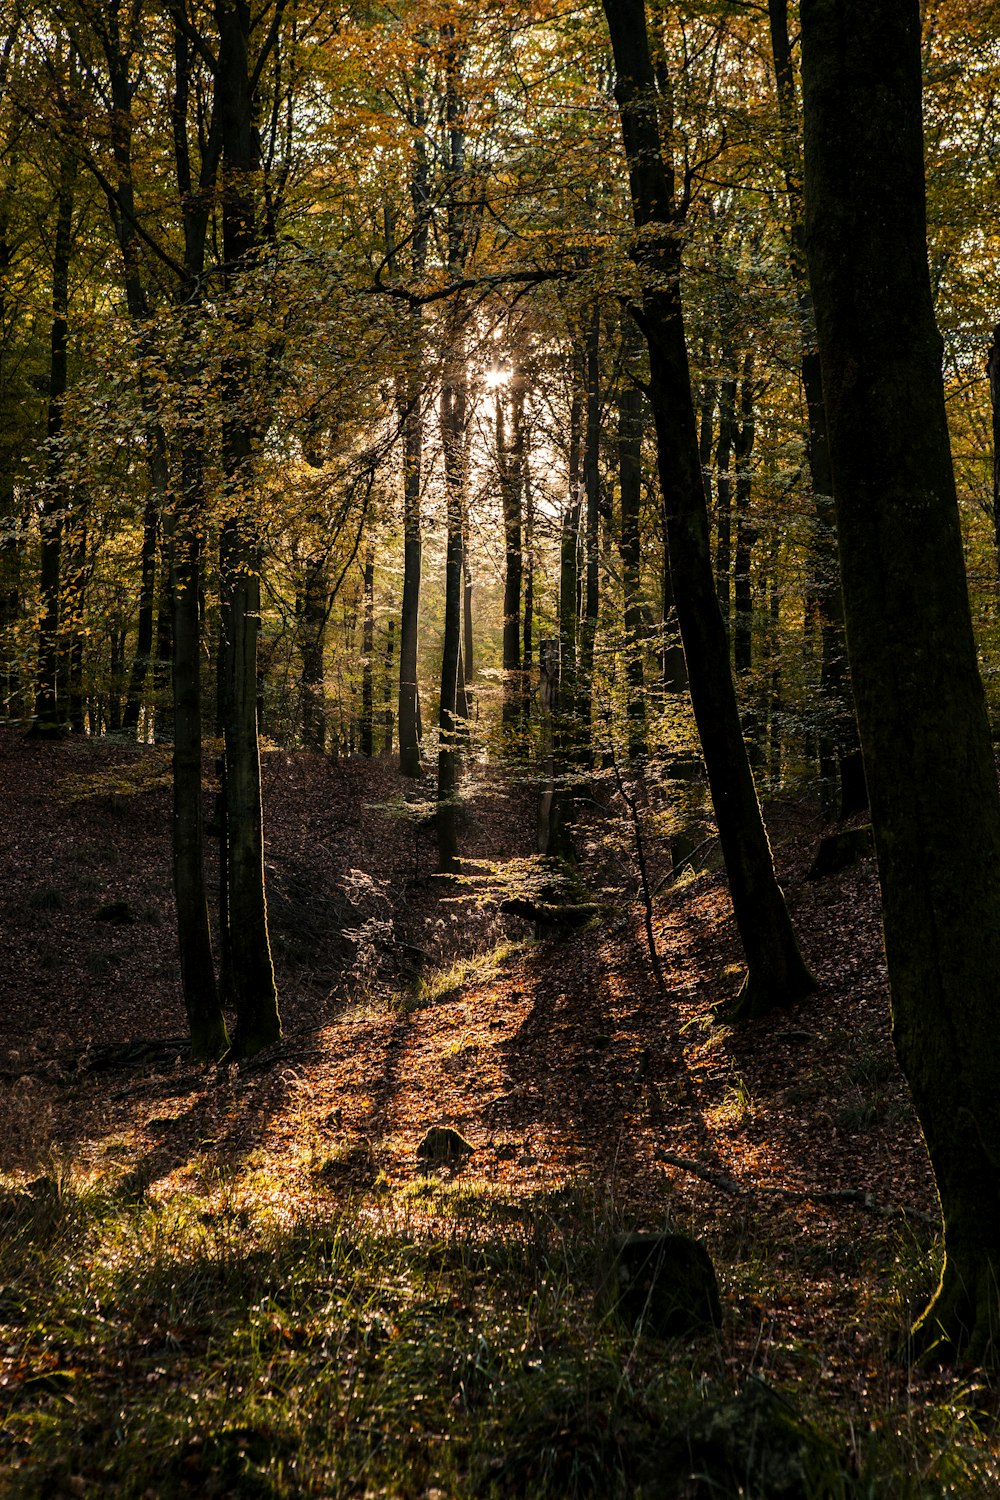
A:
802 0 1000 1363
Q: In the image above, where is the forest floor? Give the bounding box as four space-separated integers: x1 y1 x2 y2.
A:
0 729 995 1497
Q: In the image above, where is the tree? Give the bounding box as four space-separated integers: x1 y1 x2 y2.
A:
801 0 1000 1363
602 0 816 1019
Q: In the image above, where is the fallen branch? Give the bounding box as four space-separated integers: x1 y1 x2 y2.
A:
655 1150 939 1230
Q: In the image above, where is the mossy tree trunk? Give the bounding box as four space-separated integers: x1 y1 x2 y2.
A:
603 0 815 1019
801 0 1000 1365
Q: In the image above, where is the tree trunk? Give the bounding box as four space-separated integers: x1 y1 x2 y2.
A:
395 83 430 780
171 435 229 1061
732 350 757 679
215 0 279 1057
64 506 88 734
603 0 815 1020
576 304 601 766
498 380 523 732
801 0 1000 1364
382 616 395 757
986 323 1000 597
559 382 583 768
768 0 865 820
298 553 327 752
398 379 423 777
122 477 161 735
714 364 736 630
360 544 375 756
31 131 77 739
153 531 174 743
619 319 646 761
437 359 466 873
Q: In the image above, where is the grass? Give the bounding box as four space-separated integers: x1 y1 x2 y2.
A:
408 939 531 1012
0 1166 996 1499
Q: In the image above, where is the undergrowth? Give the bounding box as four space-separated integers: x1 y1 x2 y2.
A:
0 1168 995 1498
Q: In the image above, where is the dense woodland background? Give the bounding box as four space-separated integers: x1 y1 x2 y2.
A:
3 0 1000 1495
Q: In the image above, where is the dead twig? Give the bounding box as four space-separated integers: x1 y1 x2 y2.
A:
655 1149 939 1230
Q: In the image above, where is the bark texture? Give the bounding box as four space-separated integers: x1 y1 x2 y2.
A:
801 0 1000 1364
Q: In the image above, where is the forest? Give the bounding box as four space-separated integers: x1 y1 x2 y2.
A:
2 0 1000 1493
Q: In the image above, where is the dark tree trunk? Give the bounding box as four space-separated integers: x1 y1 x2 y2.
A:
714 365 735 629
603 0 815 1020
619 320 646 761
215 0 279 1057
559 383 583 764
801 0 1000 1364
768 0 865 820
382 617 395 757
0 188 23 718
576 304 601 766
99 14 166 742
122 475 161 735
523 434 535 675
32 132 77 739
396 83 430 780
732 350 757 679
65 507 88 734
153 545 174 743
172 434 229 1061
986 323 1000 595
437 360 466 873
298 553 327 752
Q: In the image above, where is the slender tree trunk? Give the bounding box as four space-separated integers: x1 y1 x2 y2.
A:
153 536 174 743
732 351 757 679
988 323 1000 594
437 359 467 873
65 507 88 733
382 617 395 757
619 320 646 760
498 381 523 732
604 0 815 1019
523 437 535 675
122 475 162 735
576 304 601 766
398 380 423 776
559 384 583 765
714 364 735 630
360 544 375 756
32 132 77 739
395 84 430 779
802 0 1000 1364
298 554 327 752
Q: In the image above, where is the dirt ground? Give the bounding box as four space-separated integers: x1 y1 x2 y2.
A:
0 729 951 1416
